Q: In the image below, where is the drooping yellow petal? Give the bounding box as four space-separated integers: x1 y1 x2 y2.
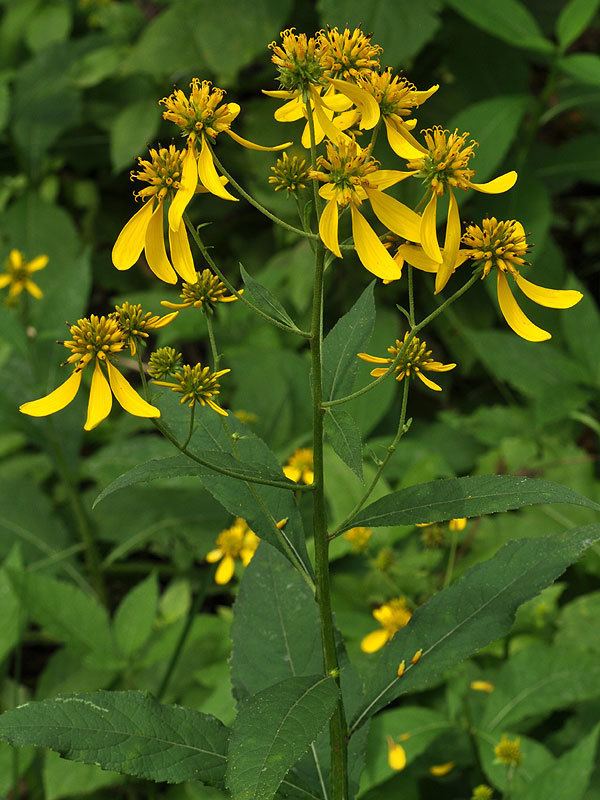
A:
319 198 341 258
215 555 235 585
151 311 179 329
497 271 551 342
105 359 161 418
435 190 461 293
206 548 223 563
320 89 353 112
367 169 417 190
514 274 583 309
384 118 425 159
226 128 292 151
262 89 296 100
0 275 11 289
420 193 442 262
416 370 443 392
328 78 380 129
360 628 390 653
429 762 455 777
357 352 390 364
112 201 154 270
27 255 49 272
168 143 199 231
206 398 228 417
311 88 351 145
145 203 178 284
283 465 302 482
274 96 304 122
20 369 82 417
396 244 438 273
365 188 421 243
387 738 407 772
198 137 238 202
168 222 197 283
351 204 402 282
84 360 113 431
468 171 517 194
25 280 43 299
333 109 360 131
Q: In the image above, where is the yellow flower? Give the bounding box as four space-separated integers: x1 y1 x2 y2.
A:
361 597 412 653
233 409 258 425
470 680 495 693
0 249 48 301
404 127 517 280
161 268 239 312
20 315 159 431
283 447 314 484
318 27 382 82
153 362 230 416
461 218 583 341
269 152 311 193
386 736 407 771
429 762 455 777
494 735 522 767
147 347 182 380
160 79 291 227
449 517 467 532
206 517 260 585
311 140 420 281
343 526 373 552
111 302 178 356
358 332 456 392
472 785 494 800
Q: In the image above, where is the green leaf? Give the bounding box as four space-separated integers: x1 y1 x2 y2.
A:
24 2 71 52
562 277 600 385
226 675 340 800
323 282 375 401
239 264 299 330
556 0 600 48
345 475 600 531
561 53 600 86
110 99 161 172
325 407 364 480
44 751 122 800
350 524 600 729
0 690 229 785
0 79 10 133
0 548 25 664
113 573 158 659
478 733 553 794
555 590 600 655
445 0 553 53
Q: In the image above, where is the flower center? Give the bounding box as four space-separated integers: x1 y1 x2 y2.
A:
462 217 529 276
216 523 247 557
64 315 125 366
313 141 378 205
361 69 417 118
388 333 434 375
180 269 234 308
407 128 477 194
161 79 237 140
319 27 381 81
270 29 325 91
132 146 184 202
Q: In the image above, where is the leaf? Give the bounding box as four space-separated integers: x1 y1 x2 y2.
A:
350 524 600 729
226 675 340 800
556 0 600 48
113 573 158 659
445 0 553 53
44 751 122 800
0 690 229 785
323 282 375 401
110 99 162 173
25 2 71 52
345 475 600 531
0 549 25 663
325 406 364 480
562 277 600 385
478 733 553 794
561 53 600 86
239 264 299 330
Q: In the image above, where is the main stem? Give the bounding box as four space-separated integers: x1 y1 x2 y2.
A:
305 97 348 800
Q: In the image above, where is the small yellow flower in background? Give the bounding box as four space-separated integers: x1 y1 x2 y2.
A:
111 302 178 356
161 268 239 312
153 362 230 416
20 315 159 430
311 140 420 281
361 597 412 653
233 409 258 425
0 249 48 301
206 517 261 585
429 761 455 777
462 218 583 341
269 152 311 194
470 680 495 693
283 447 314 484
386 736 407 771
358 332 456 393
343 526 373 552
494 735 522 767
449 517 467 532
148 347 182 381
472 785 494 800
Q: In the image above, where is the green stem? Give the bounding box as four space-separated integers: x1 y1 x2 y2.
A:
323 270 481 408
443 530 459 588
205 313 220 370
305 96 348 800
182 405 195 449
407 265 416 327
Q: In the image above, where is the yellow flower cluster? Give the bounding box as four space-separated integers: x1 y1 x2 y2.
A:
0 249 48 302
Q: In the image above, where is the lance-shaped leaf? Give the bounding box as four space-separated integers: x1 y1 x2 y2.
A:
0 690 228 785
344 475 600 531
350 524 600 732
226 675 340 800
239 264 300 331
325 406 364 480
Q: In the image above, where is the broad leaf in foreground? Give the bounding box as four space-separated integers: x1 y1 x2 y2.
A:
226 675 340 800
345 475 600 531
0 690 228 785
350 524 600 731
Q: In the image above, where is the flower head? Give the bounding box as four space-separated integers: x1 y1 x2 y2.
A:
206 517 260 584
494 735 522 767
269 152 311 194
153 362 230 416
449 517 467 532
111 302 178 355
269 29 326 91
283 447 314 485
343 526 373 552
161 268 239 312
358 332 456 392
462 218 583 341
0 249 48 301
361 597 412 653
20 314 159 430
318 27 381 81
132 145 186 204
386 737 407 771
148 347 182 380
472 786 494 800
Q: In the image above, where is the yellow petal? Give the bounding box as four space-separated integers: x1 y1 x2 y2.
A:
351 204 402 282
435 190 461 293
283 465 302 482
319 198 341 258
497 271 551 342
151 311 179 329
274 96 304 122
262 89 296 100
328 78 380 129
215 555 235 585
311 89 351 145
145 203 178 284
206 548 223 563
416 370 443 392
27 255 49 272
168 222 197 283
198 137 238 201
367 169 417 190
25 280 43 299
301 112 327 148
420 193 442 262
320 89 353 112
429 762 455 777
105 359 161 418
84 360 113 431
396 244 438 273
0 275 11 289
168 144 199 231
365 188 421 243
387 739 407 772
360 628 390 653
384 118 425 159
357 352 390 364
226 128 291 151
112 201 154 270
20 369 82 417
514 274 583 309
412 84 439 105
469 170 517 194
8 249 22 269
333 108 360 131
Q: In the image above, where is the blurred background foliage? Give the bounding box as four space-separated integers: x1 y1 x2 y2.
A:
0 0 600 798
